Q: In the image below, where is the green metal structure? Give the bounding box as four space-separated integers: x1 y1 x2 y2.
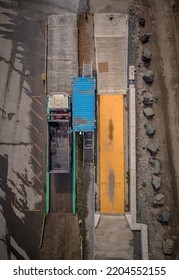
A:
46 105 50 213
72 131 76 213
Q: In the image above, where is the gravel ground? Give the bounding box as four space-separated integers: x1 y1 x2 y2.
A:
130 0 179 259
78 14 96 74
78 13 95 260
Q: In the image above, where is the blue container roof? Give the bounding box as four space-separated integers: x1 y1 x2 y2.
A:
72 77 95 132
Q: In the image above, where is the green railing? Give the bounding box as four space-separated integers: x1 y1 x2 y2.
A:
46 104 50 213
72 131 76 213
46 172 50 213
39 213 46 248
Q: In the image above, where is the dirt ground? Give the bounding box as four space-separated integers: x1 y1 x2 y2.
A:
88 0 129 13
78 14 95 260
130 0 179 259
78 14 95 73
40 213 80 259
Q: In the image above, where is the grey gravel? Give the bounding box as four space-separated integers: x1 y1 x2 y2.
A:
149 158 161 175
147 142 159 155
157 209 171 224
141 33 150 43
162 239 175 255
142 50 152 62
146 124 156 136
153 193 165 205
143 107 155 118
143 92 154 106
139 17 145 27
143 71 154 84
152 175 161 190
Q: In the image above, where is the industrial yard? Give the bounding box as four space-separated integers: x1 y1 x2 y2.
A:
0 0 179 260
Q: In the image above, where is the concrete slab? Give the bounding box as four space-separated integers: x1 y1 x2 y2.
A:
0 1 45 259
95 215 133 259
94 13 128 95
47 14 78 94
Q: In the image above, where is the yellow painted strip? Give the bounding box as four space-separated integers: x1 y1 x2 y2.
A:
22 161 42 184
13 195 23 212
17 172 42 198
32 96 42 106
30 123 43 136
99 95 125 214
30 106 43 121
13 186 35 210
22 101 43 121
41 73 46 80
24 117 43 136
14 196 41 212
31 141 43 153
26 148 43 168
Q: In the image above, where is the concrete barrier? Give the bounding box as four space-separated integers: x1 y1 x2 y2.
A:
126 66 149 259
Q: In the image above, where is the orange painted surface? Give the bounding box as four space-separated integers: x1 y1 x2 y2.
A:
99 95 125 213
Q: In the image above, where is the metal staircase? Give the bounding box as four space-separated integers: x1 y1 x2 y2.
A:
82 61 93 77
83 132 94 164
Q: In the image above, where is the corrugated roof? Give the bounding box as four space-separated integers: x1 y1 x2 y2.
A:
72 77 95 132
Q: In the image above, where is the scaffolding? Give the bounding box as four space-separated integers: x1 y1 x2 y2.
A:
82 61 93 77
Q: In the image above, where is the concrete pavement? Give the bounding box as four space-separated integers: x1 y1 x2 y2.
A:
0 0 45 259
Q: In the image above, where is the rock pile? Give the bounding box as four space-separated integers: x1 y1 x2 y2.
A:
141 33 150 43
143 107 155 118
162 239 175 255
147 142 159 156
142 50 152 62
157 208 170 224
137 14 172 257
139 17 145 27
152 175 161 190
146 124 156 136
149 158 161 175
143 71 154 84
143 92 153 106
153 193 165 206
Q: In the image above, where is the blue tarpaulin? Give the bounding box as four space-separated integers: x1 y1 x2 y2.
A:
72 77 95 132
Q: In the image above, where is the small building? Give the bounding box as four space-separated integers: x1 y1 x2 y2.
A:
72 77 96 132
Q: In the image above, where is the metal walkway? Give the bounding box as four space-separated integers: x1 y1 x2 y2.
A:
83 132 94 164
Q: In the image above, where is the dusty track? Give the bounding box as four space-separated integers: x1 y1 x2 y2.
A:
50 173 72 213
149 0 179 257
149 0 179 215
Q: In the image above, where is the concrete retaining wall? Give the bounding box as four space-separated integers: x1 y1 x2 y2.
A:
126 68 149 259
